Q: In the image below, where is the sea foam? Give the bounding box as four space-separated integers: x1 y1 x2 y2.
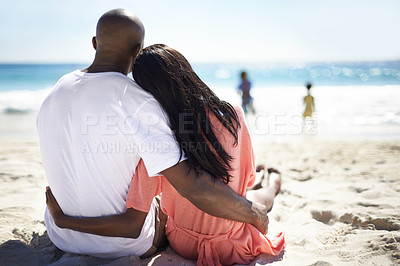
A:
0 87 51 114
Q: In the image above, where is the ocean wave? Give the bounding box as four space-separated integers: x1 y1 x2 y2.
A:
212 84 400 127
4 107 32 114
0 87 51 114
1 84 399 128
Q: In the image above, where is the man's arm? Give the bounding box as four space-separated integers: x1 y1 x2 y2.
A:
46 159 269 236
45 188 147 238
161 161 269 234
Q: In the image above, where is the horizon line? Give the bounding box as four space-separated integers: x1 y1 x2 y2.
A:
0 59 400 65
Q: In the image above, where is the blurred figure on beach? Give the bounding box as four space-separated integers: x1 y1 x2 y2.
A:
238 71 255 114
303 82 315 119
302 82 317 134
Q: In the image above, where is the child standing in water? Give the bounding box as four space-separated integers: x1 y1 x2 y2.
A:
303 82 315 118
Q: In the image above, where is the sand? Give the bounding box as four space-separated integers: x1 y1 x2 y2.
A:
0 136 399 265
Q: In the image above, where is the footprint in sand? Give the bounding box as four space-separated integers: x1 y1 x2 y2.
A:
308 261 333 266
366 218 400 231
311 210 336 225
288 168 313 181
356 202 380 208
367 235 400 263
296 175 312 182
339 213 400 231
349 186 369 193
389 145 400 152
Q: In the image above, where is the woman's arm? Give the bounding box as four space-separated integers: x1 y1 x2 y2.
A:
161 161 269 234
45 188 147 238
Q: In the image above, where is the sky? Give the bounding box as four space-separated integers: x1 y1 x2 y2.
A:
0 0 399 63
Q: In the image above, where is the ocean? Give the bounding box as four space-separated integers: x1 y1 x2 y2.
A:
0 62 400 140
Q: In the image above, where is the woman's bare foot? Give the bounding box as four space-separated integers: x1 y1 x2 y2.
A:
268 169 281 196
246 167 282 212
267 167 280 175
248 165 282 197
265 169 281 212
248 165 266 191
256 164 265 172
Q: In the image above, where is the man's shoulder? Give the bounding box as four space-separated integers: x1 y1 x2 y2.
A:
120 80 159 111
56 70 82 83
56 70 147 97
46 70 160 114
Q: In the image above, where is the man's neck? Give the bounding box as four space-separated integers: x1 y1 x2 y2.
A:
85 55 131 76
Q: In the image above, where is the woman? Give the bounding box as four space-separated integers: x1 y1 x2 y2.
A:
46 44 285 265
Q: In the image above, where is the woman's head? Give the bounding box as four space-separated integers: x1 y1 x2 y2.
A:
132 44 200 113
132 44 240 183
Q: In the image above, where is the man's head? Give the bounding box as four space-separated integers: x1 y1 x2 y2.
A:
92 9 144 65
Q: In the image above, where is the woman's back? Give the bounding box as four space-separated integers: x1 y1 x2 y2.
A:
161 104 254 232
127 105 285 265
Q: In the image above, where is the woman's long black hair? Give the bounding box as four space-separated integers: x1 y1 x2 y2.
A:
132 44 240 183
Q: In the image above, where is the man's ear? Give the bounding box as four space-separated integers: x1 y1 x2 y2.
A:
128 53 138 74
92 37 97 50
128 44 142 74
132 43 141 59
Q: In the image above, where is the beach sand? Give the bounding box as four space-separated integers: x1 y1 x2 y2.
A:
0 137 399 265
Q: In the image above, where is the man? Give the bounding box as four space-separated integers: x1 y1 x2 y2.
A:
37 9 269 259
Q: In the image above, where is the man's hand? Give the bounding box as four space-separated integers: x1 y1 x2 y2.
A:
45 187 65 227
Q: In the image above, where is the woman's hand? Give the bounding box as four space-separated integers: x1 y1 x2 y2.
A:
45 187 66 227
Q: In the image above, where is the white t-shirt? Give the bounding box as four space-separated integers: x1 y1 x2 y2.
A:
37 70 183 258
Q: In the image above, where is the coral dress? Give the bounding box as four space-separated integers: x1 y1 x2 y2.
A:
126 106 285 265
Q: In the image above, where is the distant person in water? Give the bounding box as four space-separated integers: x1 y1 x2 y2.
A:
238 71 255 114
303 82 315 118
